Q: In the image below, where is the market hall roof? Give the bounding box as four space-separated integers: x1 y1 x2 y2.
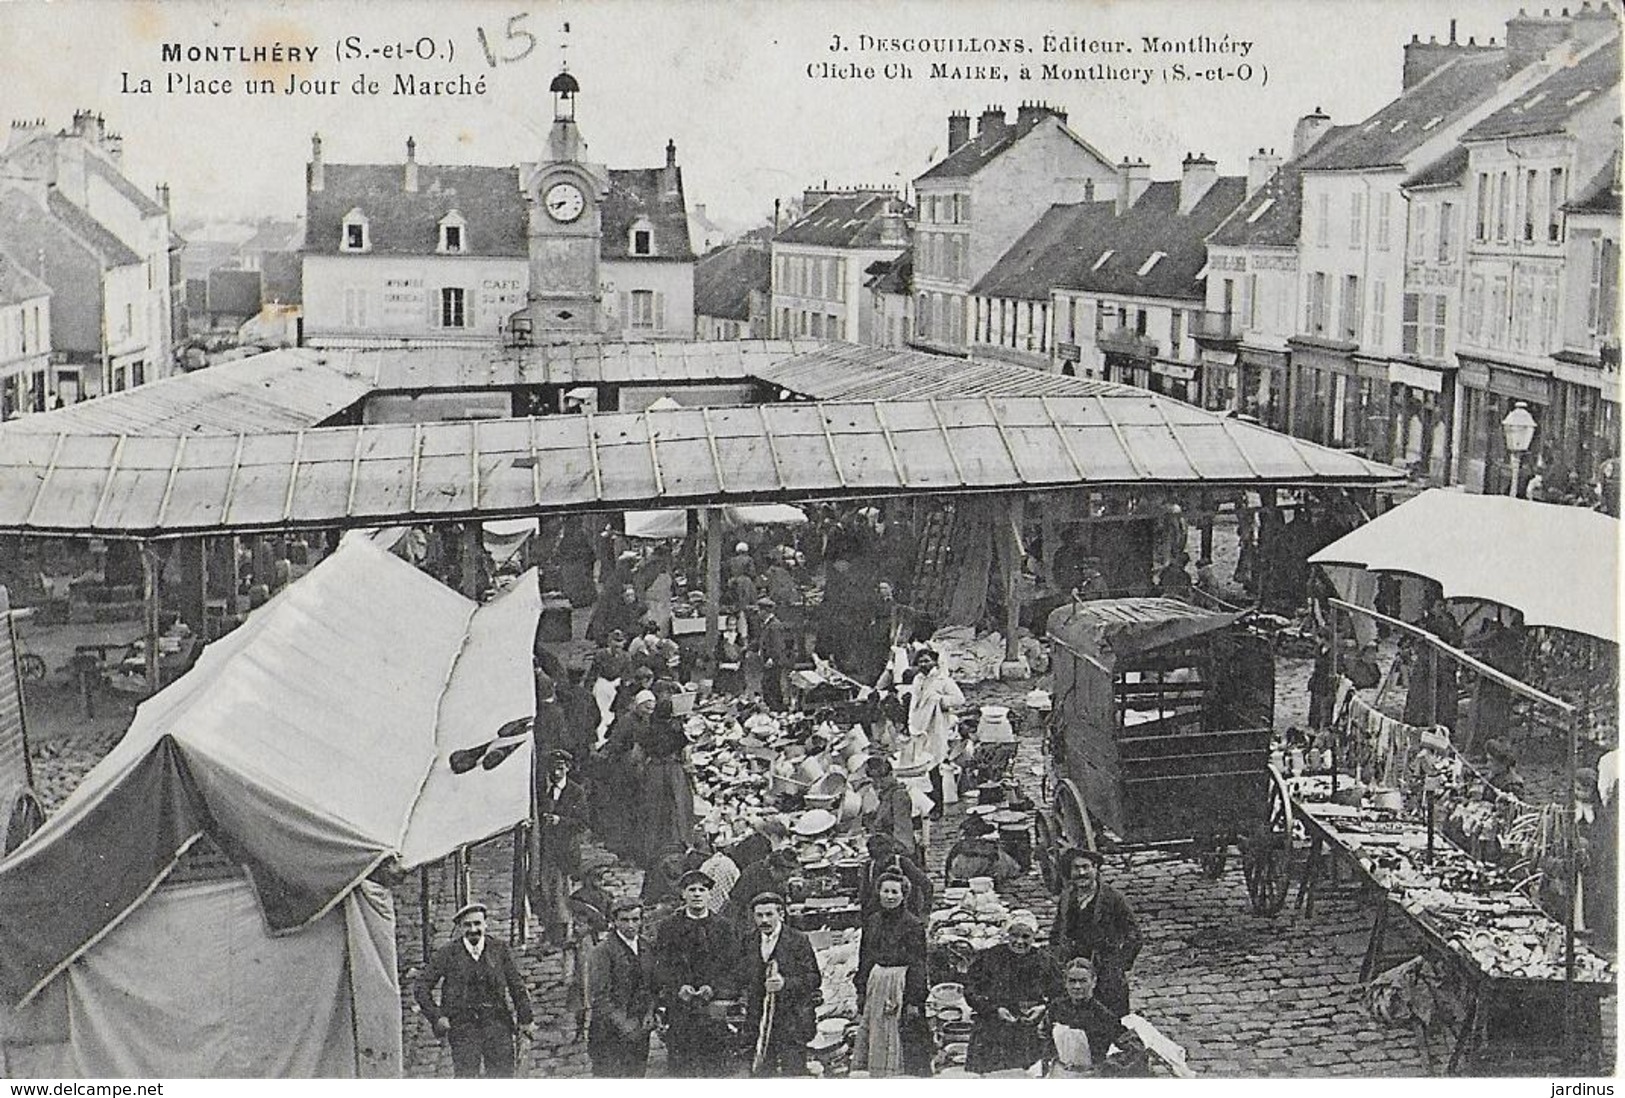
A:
0 340 1125 438
0 391 1402 538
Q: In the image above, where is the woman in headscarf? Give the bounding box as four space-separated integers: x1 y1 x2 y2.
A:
964 911 1063 1074
853 872 932 1076
594 688 655 860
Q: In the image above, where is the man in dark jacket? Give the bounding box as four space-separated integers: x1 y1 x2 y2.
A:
587 896 657 1077
653 869 740 1077
756 597 790 710
741 891 822 1076
413 902 536 1077
533 749 588 947
1048 848 1142 1017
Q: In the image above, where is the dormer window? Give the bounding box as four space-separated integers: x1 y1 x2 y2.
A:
438 210 467 254
630 217 655 257
342 209 370 252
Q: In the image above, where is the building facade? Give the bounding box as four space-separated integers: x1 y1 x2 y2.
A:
769 188 908 341
694 242 770 339
0 251 52 421
911 104 1120 356
302 75 694 348
0 111 177 398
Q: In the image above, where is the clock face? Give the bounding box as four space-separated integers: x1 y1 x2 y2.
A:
544 181 586 223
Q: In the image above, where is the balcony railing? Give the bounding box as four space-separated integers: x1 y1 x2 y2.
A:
1192 309 1241 342
1097 327 1159 360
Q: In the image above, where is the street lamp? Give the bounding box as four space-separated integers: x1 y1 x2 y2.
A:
1501 401 1537 498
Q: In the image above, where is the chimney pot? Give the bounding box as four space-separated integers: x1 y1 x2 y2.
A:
309 132 324 192
666 138 677 167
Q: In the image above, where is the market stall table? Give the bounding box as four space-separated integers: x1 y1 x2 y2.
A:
1291 790 1614 1073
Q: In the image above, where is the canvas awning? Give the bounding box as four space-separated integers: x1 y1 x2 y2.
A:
1048 597 1245 667
0 540 538 1006
1308 489 1619 643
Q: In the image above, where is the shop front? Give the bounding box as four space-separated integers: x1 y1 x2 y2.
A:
1456 356 1552 495
1287 339 1386 455
1384 360 1455 485
1149 358 1199 404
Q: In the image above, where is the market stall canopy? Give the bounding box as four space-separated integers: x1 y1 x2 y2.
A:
726 503 808 526
0 395 1401 538
1308 489 1618 644
0 540 538 1007
1048 597 1246 667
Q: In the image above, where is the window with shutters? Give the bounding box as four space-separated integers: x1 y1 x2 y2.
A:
440 287 467 328
1340 275 1361 341
1437 202 1454 262
630 289 658 330
1316 192 1330 246
1348 193 1363 248
1523 170 1538 242
1548 168 1565 243
1412 205 1430 260
1370 279 1386 348
1306 271 1327 334
1376 192 1392 250
1475 173 1489 241
1401 292 1446 360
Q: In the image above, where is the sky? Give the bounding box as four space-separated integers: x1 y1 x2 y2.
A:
0 0 1524 234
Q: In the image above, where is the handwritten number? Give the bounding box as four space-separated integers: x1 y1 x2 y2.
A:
477 12 538 67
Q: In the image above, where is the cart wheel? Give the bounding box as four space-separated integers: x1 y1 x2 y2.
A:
1242 766 1295 915
1194 833 1230 880
1055 778 1096 852
4 788 44 855
17 653 46 683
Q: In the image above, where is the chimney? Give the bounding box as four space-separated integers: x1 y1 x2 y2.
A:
404 136 417 193
666 138 677 168
156 183 170 211
1292 107 1333 159
1117 158 1150 215
1569 1 1618 45
664 138 680 195
1506 7 1574 74
1247 148 1282 197
1179 152 1219 215
773 198 781 233
803 181 833 209
947 111 971 152
1084 178 1095 202
309 133 324 193
977 105 1008 142
1016 100 1063 129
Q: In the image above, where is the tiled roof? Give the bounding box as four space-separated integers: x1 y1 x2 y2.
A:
694 244 770 321
978 179 1248 303
1208 126 1359 248
0 249 51 306
917 112 1112 182
305 163 527 257
864 248 912 295
1403 145 1471 189
601 167 694 261
1310 52 1508 169
1464 39 1622 140
774 193 910 249
973 201 1108 301
45 189 141 266
240 219 304 254
1567 158 1622 215
82 154 165 218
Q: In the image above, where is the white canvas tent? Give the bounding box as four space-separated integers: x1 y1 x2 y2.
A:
0 540 540 1076
1309 489 1619 644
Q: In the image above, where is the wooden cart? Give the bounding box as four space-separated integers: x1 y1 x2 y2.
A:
1035 597 1294 914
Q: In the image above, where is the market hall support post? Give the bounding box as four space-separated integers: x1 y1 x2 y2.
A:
705 506 723 654
1000 496 1025 665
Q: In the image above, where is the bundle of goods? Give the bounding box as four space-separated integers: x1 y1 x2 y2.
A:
927 879 1014 954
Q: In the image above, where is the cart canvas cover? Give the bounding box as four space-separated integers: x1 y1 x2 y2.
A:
0 540 538 1074
1047 598 1246 668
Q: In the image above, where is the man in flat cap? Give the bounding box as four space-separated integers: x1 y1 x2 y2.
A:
652 869 740 1076
1049 847 1142 1017
741 891 822 1076
413 901 535 1077
532 748 588 949
587 896 657 1077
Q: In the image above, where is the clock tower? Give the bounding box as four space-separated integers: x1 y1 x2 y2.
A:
511 69 610 342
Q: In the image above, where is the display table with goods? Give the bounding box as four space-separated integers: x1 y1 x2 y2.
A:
1289 775 1614 1073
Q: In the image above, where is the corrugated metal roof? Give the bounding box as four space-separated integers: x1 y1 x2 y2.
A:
0 393 1402 538
755 343 1128 401
0 350 374 436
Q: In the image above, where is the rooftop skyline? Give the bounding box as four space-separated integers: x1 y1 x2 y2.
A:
0 0 1553 233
